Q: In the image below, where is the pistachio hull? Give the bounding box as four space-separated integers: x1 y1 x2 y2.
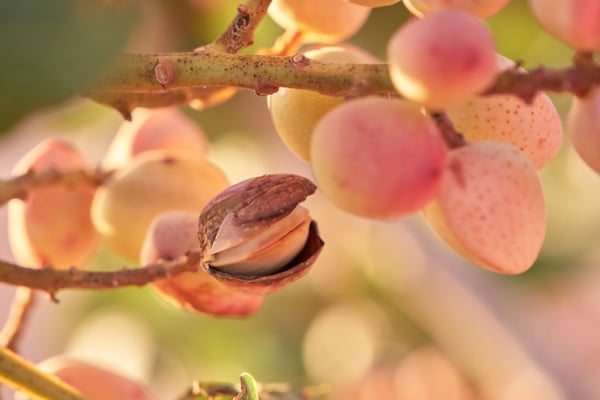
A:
141 211 263 317
198 174 324 295
205 221 324 295
8 139 99 269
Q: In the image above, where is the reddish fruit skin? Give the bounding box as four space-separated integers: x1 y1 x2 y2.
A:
423 141 546 274
567 87 600 175
528 0 600 51
387 9 497 109
446 54 563 169
8 139 99 269
102 107 209 170
13 357 155 400
311 97 447 219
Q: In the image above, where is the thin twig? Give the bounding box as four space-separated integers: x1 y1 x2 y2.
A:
0 288 36 352
0 251 201 297
212 0 273 54
431 112 467 149
0 169 112 207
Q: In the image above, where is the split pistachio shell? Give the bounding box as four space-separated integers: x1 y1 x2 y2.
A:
198 174 324 295
140 211 263 317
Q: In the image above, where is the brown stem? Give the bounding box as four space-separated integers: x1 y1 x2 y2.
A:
89 48 600 115
0 252 200 297
212 0 273 54
483 52 600 102
431 112 467 149
0 169 112 207
0 288 36 352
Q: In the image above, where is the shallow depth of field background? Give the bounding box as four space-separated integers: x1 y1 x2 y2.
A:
1 1 599 399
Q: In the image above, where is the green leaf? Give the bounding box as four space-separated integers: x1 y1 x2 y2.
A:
0 0 136 133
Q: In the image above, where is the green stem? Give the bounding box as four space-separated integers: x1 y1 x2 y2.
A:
89 52 394 116
99 53 392 95
212 0 273 54
0 346 85 400
87 50 600 117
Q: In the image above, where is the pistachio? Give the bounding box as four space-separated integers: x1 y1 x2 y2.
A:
141 211 263 317
198 174 324 295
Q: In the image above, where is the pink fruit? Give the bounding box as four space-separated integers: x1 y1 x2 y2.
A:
567 88 600 175
528 0 600 51
8 139 99 269
13 357 154 400
102 107 209 170
446 55 563 169
423 141 546 274
140 211 263 316
311 96 447 219
387 9 497 109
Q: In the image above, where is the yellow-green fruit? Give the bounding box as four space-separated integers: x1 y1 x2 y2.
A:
91 151 229 260
268 0 371 44
8 139 99 269
268 44 379 161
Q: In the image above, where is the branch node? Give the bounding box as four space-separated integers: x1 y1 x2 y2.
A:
154 59 177 89
289 53 310 69
47 291 59 303
254 83 279 96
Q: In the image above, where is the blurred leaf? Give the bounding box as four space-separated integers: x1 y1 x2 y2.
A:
0 0 136 133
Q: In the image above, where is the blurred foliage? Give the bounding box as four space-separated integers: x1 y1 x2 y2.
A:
0 0 136 133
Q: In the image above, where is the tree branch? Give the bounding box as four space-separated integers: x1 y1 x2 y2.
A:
0 288 36 352
87 49 600 116
483 52 600 101
212 0 273 54
0 169 111 207
89 52 394 116
0 252 200 297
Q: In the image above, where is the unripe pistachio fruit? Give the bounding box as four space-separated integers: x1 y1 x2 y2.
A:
140 211 263 317
528 0 600 51
198 174 324 295
8 139 99 269
13 356 154 400
91 150 229 260
101 107 209 170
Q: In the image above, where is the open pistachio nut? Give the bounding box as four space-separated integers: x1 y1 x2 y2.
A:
198 174 324 295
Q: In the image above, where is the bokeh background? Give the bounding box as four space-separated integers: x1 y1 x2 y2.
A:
1 0 600 398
